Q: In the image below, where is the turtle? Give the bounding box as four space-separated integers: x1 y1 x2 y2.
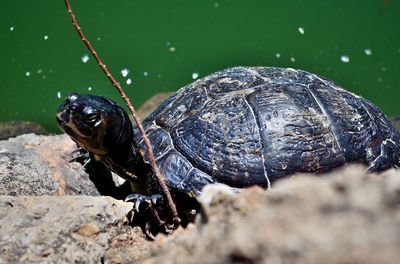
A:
56 66 400 229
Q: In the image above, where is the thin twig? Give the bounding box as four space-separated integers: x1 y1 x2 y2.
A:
63 0 180 225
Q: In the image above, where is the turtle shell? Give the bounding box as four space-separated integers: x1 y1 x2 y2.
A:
134 67 400 195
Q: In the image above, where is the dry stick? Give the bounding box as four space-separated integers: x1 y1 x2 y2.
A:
64 0 180 226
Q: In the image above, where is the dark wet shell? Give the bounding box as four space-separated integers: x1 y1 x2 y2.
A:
135 67 400 194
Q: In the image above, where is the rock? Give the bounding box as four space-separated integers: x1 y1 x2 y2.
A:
146 166 400 264
0 133 152 263
0 134 99 196
3 133 400 263
0 195 151 263
137 92 173 120
104 227 153 263
0 121 48 140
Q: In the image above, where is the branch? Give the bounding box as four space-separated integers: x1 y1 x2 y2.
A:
63 0 180 225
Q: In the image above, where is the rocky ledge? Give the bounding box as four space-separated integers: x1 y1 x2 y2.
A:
0 133 399 263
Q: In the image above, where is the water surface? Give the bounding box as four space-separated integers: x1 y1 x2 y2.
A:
0 0 399 131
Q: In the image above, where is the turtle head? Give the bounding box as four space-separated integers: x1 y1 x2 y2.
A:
56 93 133 156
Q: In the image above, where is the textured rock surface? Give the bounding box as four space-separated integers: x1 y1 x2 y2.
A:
2 133 400 263
0 134 99 196
0 195 150 263
146 166 400 264
0 121 48 140
0 134 151 263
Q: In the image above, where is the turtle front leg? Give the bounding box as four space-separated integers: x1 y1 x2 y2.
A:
367 139 400 172
68 145 132 199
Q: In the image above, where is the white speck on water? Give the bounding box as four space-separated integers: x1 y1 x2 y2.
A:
166 42 171 46
10 26 14 31
169 46 176 52
192 72 199 79
37 69 43 74
290 57 296 62
378 77 382 82
88 86 92 91
298 27 305 34
275 53 281 58
382 67 387 72
81 54 90 63
157 74 162 78
126 78 132 85
121 68 129 77
44 35 49 40
143 71 149 77
57 91 61 99
364 48 372 56
214 2 219 8
340 55 350 63
42 75 46 79
96 37 102 42
25 71 31 77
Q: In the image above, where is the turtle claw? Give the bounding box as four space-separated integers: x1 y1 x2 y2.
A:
151 194 163 205
145 222 156 240
135 200 141 212
68 147 93 168
125 194 164 212
125 193 167 238
125 194 151 212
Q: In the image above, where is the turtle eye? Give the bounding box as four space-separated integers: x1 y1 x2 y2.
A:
85 112 99 125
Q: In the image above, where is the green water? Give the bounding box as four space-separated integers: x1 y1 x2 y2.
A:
0 0 399 132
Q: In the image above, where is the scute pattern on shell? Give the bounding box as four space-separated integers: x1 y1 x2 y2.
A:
135 67 400 194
